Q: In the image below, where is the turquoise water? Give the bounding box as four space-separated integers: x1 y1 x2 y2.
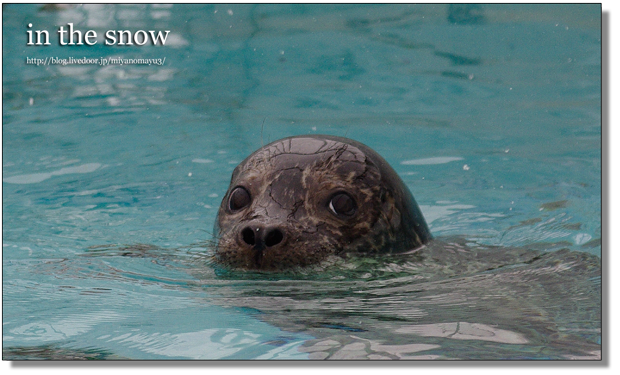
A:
3 4 601 360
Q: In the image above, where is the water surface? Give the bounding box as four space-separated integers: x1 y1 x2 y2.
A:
2 4 601 360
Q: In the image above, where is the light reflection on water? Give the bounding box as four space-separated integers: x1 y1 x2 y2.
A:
185 237 600 359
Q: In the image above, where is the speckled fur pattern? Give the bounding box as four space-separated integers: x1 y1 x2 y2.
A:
214 135 432 270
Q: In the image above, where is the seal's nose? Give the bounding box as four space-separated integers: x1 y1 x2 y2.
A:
240 225 284 250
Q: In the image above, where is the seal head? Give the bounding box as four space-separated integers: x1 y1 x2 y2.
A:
214 135 431 270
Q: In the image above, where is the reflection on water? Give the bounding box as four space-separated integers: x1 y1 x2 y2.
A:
3 237 601 360
396 322 529 345
3 253 313 360
187 238 600 360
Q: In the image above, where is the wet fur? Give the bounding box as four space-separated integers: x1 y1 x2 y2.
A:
214 135 431 270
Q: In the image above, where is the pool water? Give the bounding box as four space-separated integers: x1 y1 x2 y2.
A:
2 4 601 360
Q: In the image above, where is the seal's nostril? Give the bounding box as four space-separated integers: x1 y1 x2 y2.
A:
264 228 284 247
241 227 255 246
241 225 283 249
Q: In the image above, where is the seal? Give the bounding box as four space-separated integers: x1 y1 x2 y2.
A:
214 135 432 270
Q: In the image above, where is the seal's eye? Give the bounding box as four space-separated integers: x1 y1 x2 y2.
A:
328 192 356 217
229 186 251 211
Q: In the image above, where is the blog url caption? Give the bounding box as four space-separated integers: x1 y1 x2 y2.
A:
25 56 166 66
